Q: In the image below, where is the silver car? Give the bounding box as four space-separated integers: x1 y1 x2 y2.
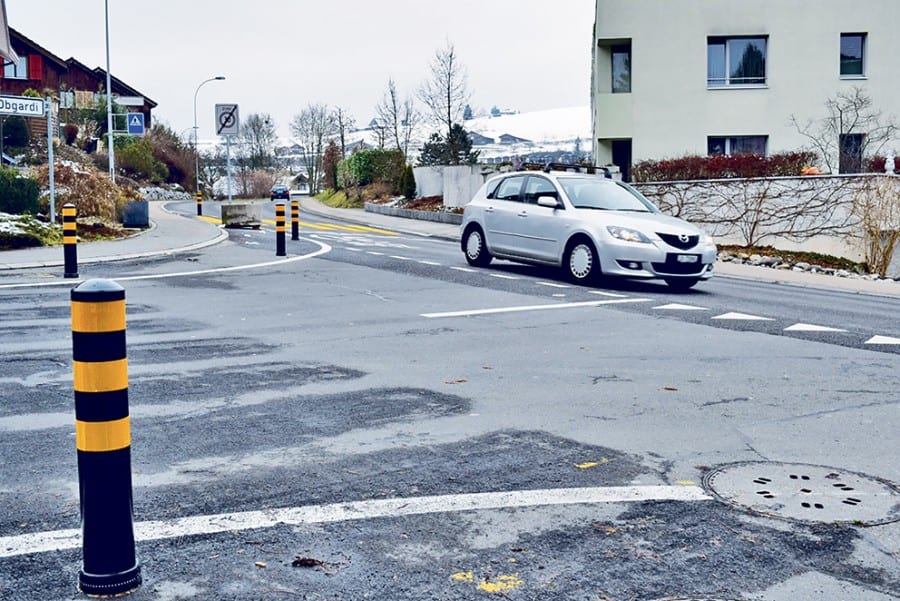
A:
460 166 717 289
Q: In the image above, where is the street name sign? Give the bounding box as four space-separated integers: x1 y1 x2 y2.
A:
0 95 45 117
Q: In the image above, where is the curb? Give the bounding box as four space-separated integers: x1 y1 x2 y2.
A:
364 202 463 225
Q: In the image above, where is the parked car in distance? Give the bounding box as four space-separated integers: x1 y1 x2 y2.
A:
459 164 717 290
270 185 290 200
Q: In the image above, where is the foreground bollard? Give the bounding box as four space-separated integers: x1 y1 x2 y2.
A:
291 199 300 241
71 279 141 596
63 203 78 279
196 191 203 216
275 202 286 256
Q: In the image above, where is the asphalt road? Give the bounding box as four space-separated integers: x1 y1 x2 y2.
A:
0 205 898 600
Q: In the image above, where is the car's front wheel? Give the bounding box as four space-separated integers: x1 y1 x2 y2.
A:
463 226 492 267
565 238 599 284
664 277 700 291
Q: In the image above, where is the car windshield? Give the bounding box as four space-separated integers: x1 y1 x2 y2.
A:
558 177 658 213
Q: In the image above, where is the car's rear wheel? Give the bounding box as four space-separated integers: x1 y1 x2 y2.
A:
665 277 700 290
565 238 599 284
463 226 492 267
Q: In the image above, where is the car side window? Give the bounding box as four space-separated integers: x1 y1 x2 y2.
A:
523 176 560 205
490 175 525 202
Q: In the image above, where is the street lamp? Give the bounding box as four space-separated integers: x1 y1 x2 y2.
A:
193 76 225 197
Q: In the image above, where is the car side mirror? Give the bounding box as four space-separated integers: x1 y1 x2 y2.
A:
537 196 560 209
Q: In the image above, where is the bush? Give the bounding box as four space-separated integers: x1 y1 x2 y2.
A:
147 123 195 190
0 166 40 214
116 137 168 183
341 149 405 189
63 123 79 145
399 163 416 199
631 151 817 182
2 116 29 148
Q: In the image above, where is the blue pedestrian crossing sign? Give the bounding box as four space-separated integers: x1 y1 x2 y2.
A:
127 112 145 135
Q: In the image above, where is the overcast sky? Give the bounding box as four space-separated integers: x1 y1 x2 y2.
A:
7 1 594 142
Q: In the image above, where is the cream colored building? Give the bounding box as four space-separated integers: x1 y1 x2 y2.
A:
592 0 900 180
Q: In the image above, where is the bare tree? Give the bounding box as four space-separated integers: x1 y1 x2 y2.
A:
791 86 899 173
241 113 278 170
418 42 469 139
289 104 338 195
332 106 356 159
376 78 421 158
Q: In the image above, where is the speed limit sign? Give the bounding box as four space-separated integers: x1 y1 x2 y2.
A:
215 104 240 136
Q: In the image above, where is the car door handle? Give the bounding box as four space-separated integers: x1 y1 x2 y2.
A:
518 211 528 217
485 207 495 213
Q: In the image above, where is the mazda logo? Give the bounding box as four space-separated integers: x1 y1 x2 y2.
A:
678 234 690 243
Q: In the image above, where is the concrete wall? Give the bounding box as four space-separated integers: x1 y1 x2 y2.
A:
413 166 487 208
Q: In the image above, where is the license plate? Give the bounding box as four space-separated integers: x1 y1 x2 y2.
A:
676 254 699 264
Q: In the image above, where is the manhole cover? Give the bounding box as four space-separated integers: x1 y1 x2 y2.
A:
702 461 900 525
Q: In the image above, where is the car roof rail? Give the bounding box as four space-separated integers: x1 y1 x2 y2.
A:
540 162 612 178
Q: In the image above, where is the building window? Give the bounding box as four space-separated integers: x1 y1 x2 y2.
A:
611 44 631 93
707 37 767 87
840 33 866 77
839 133 865 173
3 56 27 79
708 136 768 156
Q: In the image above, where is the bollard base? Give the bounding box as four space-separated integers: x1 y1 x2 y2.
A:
65 272 79 279
79 564 141 597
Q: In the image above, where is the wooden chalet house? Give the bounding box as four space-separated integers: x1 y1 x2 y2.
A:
1 27 156 140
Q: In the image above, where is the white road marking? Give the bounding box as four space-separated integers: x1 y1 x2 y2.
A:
366 251 385 256
711 312 774 321
865 335 900 345
536 282 570 289
0 485 710 558
417 260 442 266
653 303 708 311
784 323 847 333
450 266 477 273
422 298 651 318
489 274 519 280
390 255 412 261
588 290 629 298
344 247 363 252
0 244 332 289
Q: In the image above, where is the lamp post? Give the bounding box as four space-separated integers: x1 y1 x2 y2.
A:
193 76 225 197
105 0 115 182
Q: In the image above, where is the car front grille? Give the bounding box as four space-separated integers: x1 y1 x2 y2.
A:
657 233 699 250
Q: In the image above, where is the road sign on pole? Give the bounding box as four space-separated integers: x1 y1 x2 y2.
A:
0 94 45 117
126 113 145 135
215 104 239 136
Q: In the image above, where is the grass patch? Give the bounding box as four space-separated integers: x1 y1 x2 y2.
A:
315 189 364 209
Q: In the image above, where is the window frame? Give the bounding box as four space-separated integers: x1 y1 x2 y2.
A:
707 36 768 88
707 135 768 156
840 33 866 78
3 55 28 79
611 44 631 94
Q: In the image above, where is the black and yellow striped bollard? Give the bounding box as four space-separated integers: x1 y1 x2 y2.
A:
291 199 300 241
275 202 286 256
71 279 141 596
196 191 203 216
63 203 78 279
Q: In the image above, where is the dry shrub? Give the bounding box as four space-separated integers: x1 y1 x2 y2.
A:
853 176 900 277
32 162 139 222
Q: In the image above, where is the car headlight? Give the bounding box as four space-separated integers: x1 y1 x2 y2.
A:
607 226 650 243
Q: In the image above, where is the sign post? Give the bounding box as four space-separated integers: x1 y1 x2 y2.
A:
215 104 240 203
0 96 55 223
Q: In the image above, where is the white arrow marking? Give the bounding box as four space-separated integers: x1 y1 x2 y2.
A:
712 312 774 321
784 323 847 332
653 303 708 311
865 335 900 345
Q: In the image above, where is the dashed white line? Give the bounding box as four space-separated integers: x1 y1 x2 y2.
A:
490 274 519 280
0 485 710 558
865 335 900 345
784 323 847 333
366 251 385 256
711 312 775 321
418 260 442 266
536 282 571 289
654 303 708 311
588 290 629 298
390 256 412 261
450 266 477 273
